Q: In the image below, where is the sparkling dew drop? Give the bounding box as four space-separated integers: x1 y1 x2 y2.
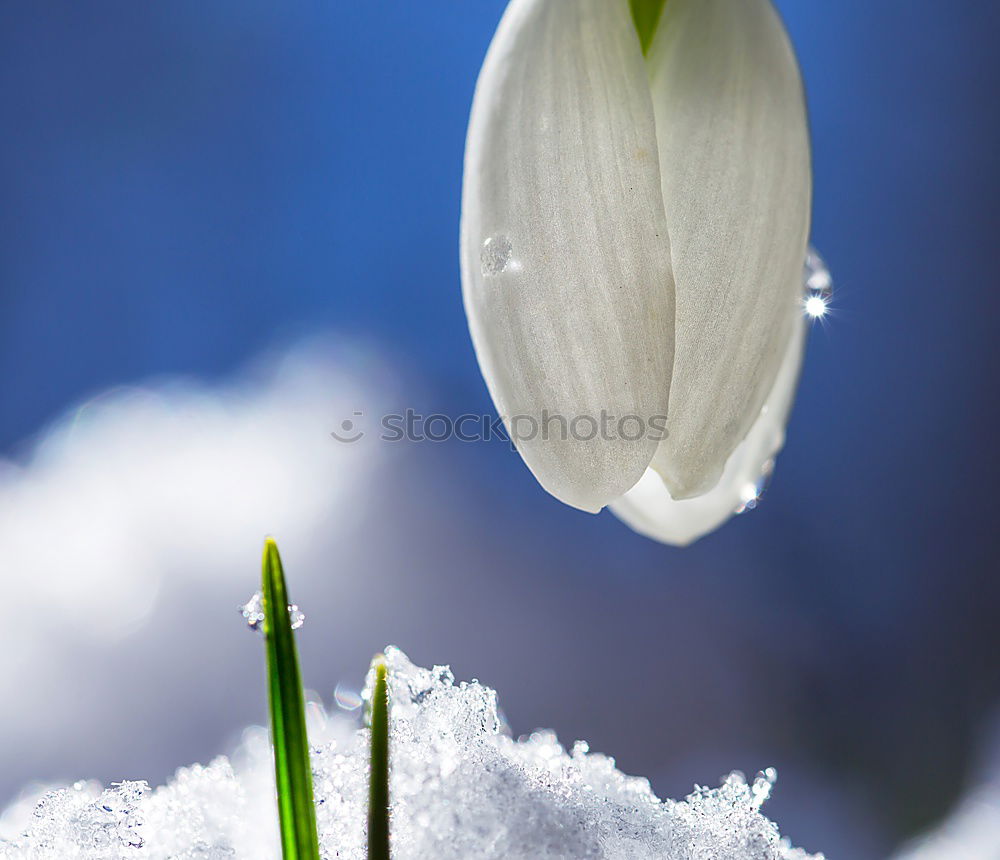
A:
238 591 304 634
736 247 835 518
803 245 833 319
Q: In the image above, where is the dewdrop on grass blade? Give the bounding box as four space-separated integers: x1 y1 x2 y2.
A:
239 590 305 634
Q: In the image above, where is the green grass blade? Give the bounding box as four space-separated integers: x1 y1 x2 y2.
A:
262 538 321 860
367 659 390 860
629 0 667 55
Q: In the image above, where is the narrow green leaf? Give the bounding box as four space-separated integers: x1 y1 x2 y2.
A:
367 659 391 860
262 538 321 860
629 0 668 55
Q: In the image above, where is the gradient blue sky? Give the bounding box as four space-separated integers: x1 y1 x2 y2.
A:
2 3 998 856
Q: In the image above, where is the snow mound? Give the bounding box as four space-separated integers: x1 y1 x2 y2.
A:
1 648 822 859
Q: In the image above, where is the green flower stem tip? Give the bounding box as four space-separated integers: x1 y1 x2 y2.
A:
629 0 667 55
367 658 391 860
262 538 321 860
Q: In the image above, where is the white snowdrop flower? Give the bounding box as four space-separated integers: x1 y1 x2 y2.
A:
460 0 812 544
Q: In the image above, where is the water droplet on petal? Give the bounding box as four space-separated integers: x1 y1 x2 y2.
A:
804 295 828 319
734 459 774 515
803 246 833 319
238 591 304 634
803 246 832 295
481 234 513 277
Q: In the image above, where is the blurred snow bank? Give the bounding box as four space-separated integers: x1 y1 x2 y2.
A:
2 342 382 637
891 717 1000 860
0 648 823 859
0 339 390 798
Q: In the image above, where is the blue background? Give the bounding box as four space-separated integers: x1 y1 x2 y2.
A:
2 2 999 856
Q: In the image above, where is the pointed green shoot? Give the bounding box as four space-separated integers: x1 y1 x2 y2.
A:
629 0 667 55
367 659 390 860
262 538 321 860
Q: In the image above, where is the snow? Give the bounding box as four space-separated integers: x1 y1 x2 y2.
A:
891 782 1000 860
890 719 1000 860
0 648 823 859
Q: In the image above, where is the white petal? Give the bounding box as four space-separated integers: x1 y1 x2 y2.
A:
460 0 675 513
610 314 806 546
645 0 811 498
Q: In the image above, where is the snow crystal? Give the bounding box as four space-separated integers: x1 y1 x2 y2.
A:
238 591 305 634
1 648 823 859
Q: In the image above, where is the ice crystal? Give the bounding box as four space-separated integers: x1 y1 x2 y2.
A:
1 649 822 859
238 591 304 634
1 780 148 858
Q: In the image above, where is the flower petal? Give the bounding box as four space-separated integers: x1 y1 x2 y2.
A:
610 314 806 545
461 0 675 513
645 0 811 498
